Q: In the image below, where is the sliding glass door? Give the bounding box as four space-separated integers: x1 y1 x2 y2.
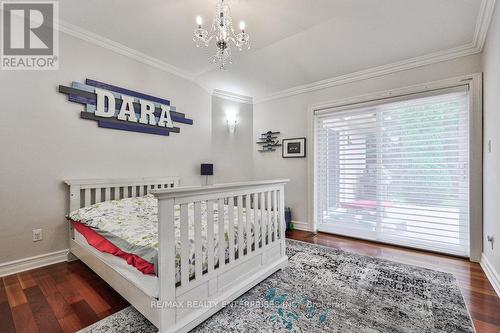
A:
314 87 470 257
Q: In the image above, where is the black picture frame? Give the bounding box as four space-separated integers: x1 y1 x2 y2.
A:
282 137 306 158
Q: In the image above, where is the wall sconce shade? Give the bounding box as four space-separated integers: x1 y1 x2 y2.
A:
225 109 238 133
200 164 214 176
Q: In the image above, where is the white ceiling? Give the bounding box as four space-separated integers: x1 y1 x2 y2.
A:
60 0 483 99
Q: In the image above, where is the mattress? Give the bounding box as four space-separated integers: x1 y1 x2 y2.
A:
74 227 159 298
68 194 275 287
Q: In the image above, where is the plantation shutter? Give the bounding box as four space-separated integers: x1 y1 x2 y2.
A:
315 87 470 257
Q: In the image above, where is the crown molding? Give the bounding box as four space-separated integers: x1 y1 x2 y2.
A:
254 43 480 103
473 0 497 51
58 20 197 83
212 89 253 104
255 0 496 104
56 0 496 105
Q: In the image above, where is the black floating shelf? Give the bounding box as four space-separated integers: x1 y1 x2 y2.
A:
257 130 281 152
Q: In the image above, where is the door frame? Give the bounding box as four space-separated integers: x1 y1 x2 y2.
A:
307 73 483 262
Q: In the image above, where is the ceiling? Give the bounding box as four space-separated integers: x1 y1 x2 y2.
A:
60 0 485 100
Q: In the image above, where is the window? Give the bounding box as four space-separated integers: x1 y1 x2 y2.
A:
314 87 470 256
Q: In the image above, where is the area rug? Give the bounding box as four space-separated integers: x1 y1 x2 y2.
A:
79 239 474 332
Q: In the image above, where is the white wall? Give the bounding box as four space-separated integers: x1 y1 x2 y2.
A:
0 33 253 264
253 54 482 229
482 4 500 280
211 96 254 183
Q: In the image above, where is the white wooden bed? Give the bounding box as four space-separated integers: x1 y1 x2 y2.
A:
65 177 289 333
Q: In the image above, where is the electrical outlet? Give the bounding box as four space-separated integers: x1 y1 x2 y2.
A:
32 229 42 242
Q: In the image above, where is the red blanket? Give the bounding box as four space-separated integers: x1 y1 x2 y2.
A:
73 221 155 275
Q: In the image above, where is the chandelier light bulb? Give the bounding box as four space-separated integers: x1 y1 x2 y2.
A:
196 16 203 27
239 21 246 31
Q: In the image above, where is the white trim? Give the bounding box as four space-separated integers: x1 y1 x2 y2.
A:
255 0 496 104
473 0 497 50
255 44 479 104
0 249 69 277
480 253 500 297
291 220 312 232
212 89 253 104
58 20 197 84
307 73 483 260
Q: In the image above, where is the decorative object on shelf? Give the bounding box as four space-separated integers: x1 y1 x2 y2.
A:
193 0 250 70
256 131 281 152
58 79 193 137
282 138 306 158
200 163 214 185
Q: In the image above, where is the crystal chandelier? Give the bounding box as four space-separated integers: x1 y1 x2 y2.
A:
193 0 250 70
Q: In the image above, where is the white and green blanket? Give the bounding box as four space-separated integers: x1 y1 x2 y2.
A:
68 195 274 281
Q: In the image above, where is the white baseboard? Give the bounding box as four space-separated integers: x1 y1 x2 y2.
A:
291 220 313 232
0 249 69 277
480 253 500 297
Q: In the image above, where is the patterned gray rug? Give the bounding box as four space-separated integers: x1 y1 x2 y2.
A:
79 239 474 333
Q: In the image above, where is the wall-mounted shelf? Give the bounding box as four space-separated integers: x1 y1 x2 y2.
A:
256 131 281 152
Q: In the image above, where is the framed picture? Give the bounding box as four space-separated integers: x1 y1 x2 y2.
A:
282 137 306 158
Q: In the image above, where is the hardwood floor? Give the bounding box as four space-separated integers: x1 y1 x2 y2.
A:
1 231 499 332
1 261 128 333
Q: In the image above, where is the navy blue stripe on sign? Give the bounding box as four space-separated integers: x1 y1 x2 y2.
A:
98 120 170 136
85 79 171 106
80 112 180 133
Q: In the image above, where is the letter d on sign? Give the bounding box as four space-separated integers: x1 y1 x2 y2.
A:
95 88 116 117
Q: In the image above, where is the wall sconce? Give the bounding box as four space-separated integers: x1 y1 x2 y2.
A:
226 109 238 133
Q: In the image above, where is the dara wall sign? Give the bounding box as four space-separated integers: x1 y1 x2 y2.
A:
59 79 193 136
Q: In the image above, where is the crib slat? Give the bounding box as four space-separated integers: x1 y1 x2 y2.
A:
228 197 235 262
207 200 215 272
194 201 202 279
139 185 144 197
237 196 244 259
95 188 101 203
245 194 251 255
180 204 189 286
218 198 225 269
84 189 91 206
260 193 265 249
266 191 271 245
104 188 110 201
254 193 260 249
278 190 285 241
114 187 120 200
262 192 267 246
273 190 278 241
131 186 137 197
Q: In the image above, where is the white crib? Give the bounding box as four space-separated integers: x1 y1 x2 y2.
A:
65 177 289 333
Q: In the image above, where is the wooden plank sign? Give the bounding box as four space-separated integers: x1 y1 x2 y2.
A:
59 79 193 136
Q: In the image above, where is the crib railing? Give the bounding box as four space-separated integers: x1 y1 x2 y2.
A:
152 179 289 328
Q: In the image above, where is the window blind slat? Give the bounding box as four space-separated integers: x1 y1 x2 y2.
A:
315 90 470 257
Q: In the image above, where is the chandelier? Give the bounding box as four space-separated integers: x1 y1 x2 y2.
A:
193 0 250 70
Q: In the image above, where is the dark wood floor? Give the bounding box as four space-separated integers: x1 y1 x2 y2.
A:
1 231 499 332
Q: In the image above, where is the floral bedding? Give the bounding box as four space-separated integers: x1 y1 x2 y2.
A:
68 194 275 282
